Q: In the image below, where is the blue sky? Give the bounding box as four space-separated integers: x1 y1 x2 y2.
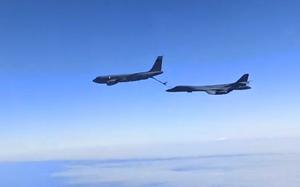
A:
0 0 300 161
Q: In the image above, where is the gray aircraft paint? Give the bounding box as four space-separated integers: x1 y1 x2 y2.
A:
166 74 251 95
93 56 163 86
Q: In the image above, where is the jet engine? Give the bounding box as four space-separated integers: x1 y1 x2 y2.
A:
106 79 118 86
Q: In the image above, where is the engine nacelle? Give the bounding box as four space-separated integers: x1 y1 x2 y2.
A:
215 90 229 95
205 90 217 95
206 90 228 95
106 79 118 86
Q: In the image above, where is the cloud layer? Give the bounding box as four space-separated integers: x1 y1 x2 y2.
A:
53 153 300 187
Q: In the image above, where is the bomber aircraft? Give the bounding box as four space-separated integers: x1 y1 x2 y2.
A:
166 74 251 95
93 56 166 86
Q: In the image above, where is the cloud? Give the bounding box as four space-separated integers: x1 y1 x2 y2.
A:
53 153 300 187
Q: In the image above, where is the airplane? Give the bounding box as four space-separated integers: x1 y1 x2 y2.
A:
93 56 166 86
166 74 251 95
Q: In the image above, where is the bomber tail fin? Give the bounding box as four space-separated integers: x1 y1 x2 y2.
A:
149 56 163 72
236 74 249 84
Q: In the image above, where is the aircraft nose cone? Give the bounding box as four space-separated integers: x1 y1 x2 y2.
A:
93 78 98 83
166 88 173 92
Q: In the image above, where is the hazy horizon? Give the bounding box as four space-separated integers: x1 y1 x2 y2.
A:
1 0 300 186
